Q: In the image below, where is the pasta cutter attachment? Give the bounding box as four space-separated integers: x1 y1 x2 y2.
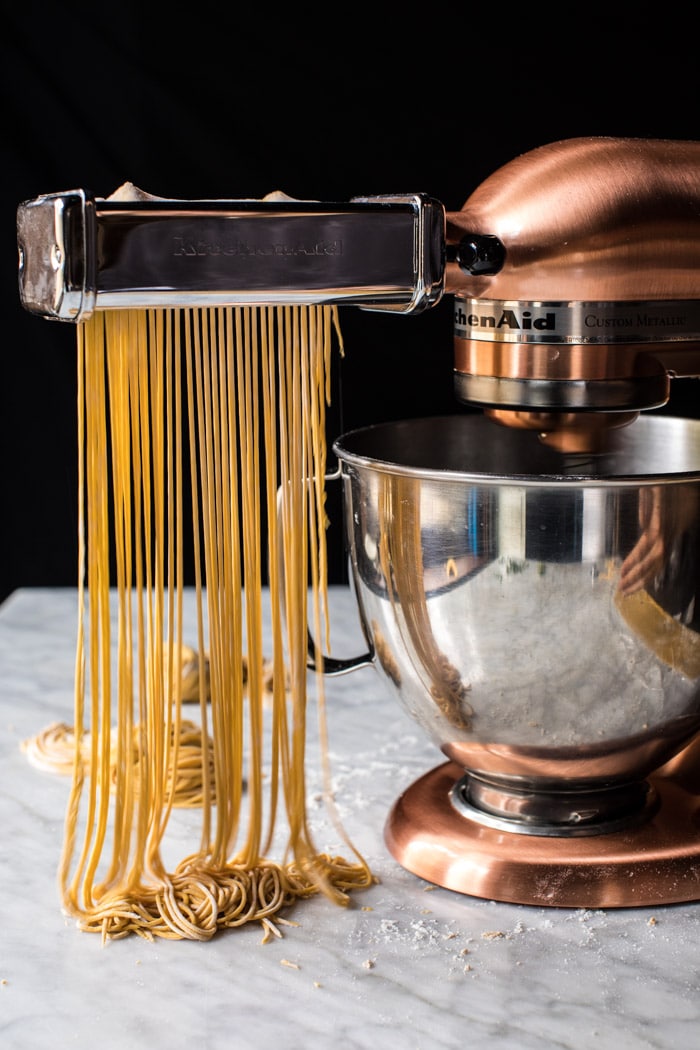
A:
16 188 447 322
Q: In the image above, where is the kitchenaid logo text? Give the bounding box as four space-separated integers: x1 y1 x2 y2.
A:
454 299 697 343
455 304 555 331
172 237 342 257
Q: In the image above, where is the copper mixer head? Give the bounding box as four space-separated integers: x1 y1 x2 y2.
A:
445 137 700 450
16 137 700 451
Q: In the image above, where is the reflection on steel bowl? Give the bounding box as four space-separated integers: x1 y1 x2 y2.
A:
332 413 700 835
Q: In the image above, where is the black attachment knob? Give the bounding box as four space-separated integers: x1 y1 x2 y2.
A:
451 234 505 276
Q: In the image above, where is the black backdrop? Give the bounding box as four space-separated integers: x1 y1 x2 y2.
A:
2 5 698 603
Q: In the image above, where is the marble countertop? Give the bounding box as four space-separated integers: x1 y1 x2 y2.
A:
2 587 700 1050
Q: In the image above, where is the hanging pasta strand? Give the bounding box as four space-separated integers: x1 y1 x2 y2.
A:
52 302 373 942
182 308 214 854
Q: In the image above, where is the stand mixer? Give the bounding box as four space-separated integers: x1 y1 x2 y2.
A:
17 136 700 908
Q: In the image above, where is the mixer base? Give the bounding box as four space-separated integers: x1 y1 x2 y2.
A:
384 761 700 908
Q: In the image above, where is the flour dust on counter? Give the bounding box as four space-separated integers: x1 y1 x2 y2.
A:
3 588 700 1050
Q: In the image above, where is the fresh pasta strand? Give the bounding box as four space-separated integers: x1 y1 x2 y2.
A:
53 304 373 941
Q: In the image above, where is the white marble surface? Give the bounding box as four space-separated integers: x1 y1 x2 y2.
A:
2 587 700 1050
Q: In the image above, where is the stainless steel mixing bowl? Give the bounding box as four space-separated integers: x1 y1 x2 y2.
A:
332 413 700 836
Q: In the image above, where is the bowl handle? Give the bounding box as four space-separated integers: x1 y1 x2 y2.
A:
307 636 374 677
276 477 374 678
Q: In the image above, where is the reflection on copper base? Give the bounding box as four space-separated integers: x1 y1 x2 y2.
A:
384 762 700 908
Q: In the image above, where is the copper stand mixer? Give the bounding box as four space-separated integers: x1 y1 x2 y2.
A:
17 137 700 908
